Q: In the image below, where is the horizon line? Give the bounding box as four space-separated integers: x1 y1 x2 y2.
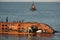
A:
0 1 60 2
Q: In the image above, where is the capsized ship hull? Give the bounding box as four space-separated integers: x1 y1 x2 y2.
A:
0 22 55 34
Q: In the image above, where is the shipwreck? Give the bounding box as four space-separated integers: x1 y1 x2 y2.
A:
0 17 55 34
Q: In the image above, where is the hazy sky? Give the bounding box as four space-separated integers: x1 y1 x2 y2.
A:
0 0 60 2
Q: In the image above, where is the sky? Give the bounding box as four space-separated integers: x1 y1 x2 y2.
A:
0 0 60 2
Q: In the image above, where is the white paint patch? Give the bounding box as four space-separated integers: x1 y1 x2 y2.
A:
36 30 42 33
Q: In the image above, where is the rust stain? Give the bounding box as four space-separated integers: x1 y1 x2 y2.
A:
0 22 55 34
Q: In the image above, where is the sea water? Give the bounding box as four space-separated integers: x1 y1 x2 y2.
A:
0 2 60 40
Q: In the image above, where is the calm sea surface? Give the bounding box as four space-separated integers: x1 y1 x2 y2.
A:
0 2 60 40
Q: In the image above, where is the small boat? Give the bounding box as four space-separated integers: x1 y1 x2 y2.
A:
30 2 36 11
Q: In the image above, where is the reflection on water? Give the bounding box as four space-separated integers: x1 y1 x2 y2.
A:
0 33 60 40
0 33 58 40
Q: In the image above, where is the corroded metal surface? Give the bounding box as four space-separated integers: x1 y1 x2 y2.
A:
0 22 55 34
